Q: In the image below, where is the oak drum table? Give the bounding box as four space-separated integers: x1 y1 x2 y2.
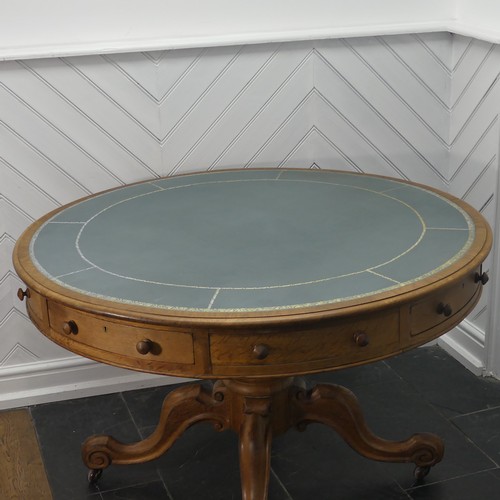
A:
13 169 492 499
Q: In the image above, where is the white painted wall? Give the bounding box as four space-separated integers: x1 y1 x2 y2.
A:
5 0 500 60
455 0 500 41
0 0 458 60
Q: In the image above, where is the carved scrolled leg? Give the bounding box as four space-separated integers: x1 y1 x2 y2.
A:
239 399 273 500
82 382 229 475
293 384 444 468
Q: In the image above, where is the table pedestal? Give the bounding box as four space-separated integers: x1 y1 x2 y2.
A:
82 378 444 499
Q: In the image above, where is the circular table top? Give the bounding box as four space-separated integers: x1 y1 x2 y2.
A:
19 168 490 320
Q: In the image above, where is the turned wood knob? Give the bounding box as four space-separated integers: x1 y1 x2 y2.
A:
136 339 154 355
252 344 270 360
62 320 78 335
475 272 489 285
437 303 453 317
17 288 30 301
353 331 369 347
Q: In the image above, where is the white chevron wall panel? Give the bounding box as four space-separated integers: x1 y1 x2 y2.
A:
438 35 500 371
314 38 449 185
450 39 496 105
314 92 409 177
166 44 315 173
106 49 207 104
1 33 500 406
346 37 449 142
18 58 161 184
204 57 314 172
378 35 452 105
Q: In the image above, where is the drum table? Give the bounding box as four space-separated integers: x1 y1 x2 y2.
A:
13 169 492 499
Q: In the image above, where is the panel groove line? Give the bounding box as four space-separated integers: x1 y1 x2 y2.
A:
450 44 497 109
479 193 495 213
142 51 168 65
306 125 361 172
155 49 208 104
101 53 168 104
451 36 474 73
154 49 208 103
414 33 453 73
450 78 500 148
461 155 496 200
451 114 499 178
0 185 45 228
0 153 62 209
277 127 318 169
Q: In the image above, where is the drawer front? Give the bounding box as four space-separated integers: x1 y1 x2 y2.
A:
48 301 194 365
209 310 399 369
409 274 480 337
26 289 48 324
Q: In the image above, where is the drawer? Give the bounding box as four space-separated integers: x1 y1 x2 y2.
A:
209 309 399 368
409 274 480 337
48 301 194 365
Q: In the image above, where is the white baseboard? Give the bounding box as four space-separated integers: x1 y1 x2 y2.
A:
0 355 187 410
438 319 486 376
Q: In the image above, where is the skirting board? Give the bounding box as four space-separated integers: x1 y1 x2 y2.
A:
0 356 188 411
438 319 486 376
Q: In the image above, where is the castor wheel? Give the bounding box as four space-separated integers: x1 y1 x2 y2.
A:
413 465 431 483
87 468 103 485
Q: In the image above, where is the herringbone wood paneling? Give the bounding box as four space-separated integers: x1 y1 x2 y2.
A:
1 33 497 404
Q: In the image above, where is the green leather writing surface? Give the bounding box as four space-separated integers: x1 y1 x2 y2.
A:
30 169 474 311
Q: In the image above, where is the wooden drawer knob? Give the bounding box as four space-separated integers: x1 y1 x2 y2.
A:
136 339 154 355
475 272 489 285
17 288 30 301
253 344 270 360
62 320 78 335
437 303 453 317
353 331 369 347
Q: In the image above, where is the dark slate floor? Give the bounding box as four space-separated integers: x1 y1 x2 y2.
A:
30 346 500 500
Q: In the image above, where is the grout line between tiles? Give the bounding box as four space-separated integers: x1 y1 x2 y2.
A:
97 479 169 499
449 403 500 420
448 420 500 468
119 391 175 499
405 466 500 492
119 391 147 440
270 467 295 500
